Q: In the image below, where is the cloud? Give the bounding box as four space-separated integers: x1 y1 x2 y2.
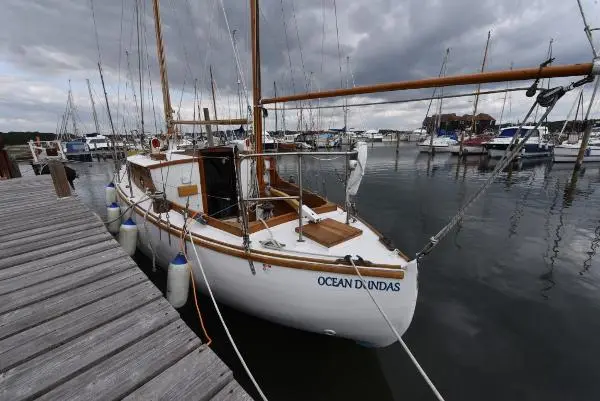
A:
0 0 598 133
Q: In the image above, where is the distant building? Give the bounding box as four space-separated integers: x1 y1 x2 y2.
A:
423 113 496 135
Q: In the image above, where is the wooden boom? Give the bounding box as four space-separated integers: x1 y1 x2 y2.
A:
261 62 594 104
172 118 249 126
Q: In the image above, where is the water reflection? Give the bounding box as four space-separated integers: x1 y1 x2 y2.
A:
55 144 600 401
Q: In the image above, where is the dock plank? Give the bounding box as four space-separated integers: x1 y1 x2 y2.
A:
0 282 162 372
0 269 145 340
0 257 137 314
125 346 233 401
0 175 253 400
0 232 113 269
0 247 124 295
0 225 108 259
37 322 202 401
0 212 101 241
0 241 119 281
211 381 254 401
0 299 178 401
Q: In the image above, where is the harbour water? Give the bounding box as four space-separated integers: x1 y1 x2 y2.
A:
29 142 600 400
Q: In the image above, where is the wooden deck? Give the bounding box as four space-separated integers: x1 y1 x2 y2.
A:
0 175 253 401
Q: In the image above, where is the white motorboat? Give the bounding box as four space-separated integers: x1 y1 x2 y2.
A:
485 126 553 159
417 136 458 153
554 138 600 163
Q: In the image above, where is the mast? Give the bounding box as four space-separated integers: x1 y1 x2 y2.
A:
136 0 145 142
250 0 264 189
460 30 491 155
429 49 450 150
210 65 219 137
152 0 174 140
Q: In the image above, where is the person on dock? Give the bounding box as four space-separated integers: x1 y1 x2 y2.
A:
0 136 21 180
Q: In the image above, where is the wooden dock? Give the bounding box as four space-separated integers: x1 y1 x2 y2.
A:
0 175 253 401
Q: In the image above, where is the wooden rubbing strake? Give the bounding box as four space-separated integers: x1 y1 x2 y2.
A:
296 218 362 248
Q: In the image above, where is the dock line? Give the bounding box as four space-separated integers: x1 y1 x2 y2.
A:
349 257 445 401
186 226 270 401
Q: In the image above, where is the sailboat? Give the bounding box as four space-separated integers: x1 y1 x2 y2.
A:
114 0 597 347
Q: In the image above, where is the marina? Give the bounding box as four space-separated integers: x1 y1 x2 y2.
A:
1 0 600 399
0 175 252 401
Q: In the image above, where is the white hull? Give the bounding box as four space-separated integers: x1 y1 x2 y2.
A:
449 145 487 155
553 145 600 163
117 185 418 347
487 147 553 159
417 144 453 153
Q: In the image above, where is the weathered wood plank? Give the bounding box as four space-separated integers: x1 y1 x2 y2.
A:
0 221 105 254
0 248 126 295
0 232 113 269
37 322 202 401
0 203 91 227
0 210 95 239
0 241 119 281
0 299 178 401
0 256 137 314
0 269 145 340
125 346 233 401
0 202 88 222
0 226 110 260
0 281 162 372
211 380 254 401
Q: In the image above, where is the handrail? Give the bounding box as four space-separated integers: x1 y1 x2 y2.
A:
240 150 358 158
237 149 354 242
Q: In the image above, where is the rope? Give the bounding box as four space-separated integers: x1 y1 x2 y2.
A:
348 257 445 401
142 193 158 272
417 87 567 259
186 227 269 401
102 194 150 224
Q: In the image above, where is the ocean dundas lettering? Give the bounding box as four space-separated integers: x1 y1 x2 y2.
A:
317 276 400 292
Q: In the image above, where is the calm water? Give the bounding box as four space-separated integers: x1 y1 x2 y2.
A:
46 143 600 401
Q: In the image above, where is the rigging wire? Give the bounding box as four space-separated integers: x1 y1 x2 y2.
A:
116 0 125 131
279 0 297 94
332 0 344 89
218 0 250 111
349 258 445 401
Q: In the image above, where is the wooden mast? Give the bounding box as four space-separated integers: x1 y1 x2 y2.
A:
460 30 491 155
261 62 594 104
152 0 174 140
209 65 219 136
250 0 264 190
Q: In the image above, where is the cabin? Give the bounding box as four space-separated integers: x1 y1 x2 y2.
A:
423 113 496 134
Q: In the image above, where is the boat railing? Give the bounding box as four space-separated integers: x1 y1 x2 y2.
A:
238 150 358 241
28 140 67 164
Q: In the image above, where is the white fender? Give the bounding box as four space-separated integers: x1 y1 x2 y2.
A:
167 253 190 308
106 202 121 234
118 218 138 256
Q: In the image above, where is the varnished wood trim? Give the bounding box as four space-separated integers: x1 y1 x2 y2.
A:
177 184 199 197
146 157 198 169
247 212 297 234
166 198 407 268
118 187 405 279
197 158 208 213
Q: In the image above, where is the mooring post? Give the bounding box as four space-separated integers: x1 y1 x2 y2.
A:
48 160 72 198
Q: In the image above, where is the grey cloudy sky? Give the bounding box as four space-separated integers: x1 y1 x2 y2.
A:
0 0 599 134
